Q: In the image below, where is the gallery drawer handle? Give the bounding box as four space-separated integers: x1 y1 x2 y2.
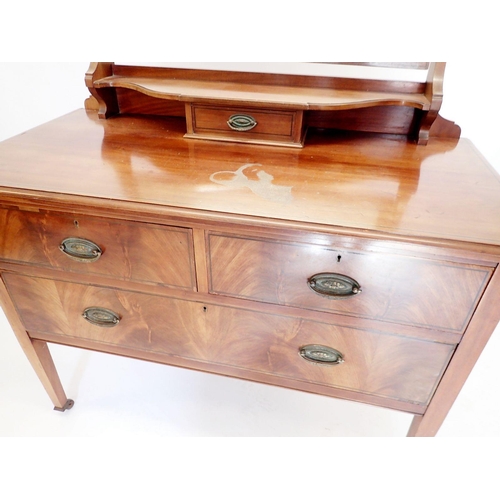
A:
307 273 361 299
59 237 102 263
299 344 344 365
227 114 258 132
83 307 120 327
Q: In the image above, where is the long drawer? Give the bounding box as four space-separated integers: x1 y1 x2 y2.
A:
207 233 493 333
3 273 455 405
0 209 196 290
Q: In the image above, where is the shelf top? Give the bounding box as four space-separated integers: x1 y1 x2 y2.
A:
94 75 431 111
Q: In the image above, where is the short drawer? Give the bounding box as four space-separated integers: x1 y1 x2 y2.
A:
185 104 305 147
208 234 493 333
0 209 195 290
4 274 455 405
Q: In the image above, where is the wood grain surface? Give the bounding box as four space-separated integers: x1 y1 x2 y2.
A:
0 208 195 290
0 110 498 246
94 75 431 110
0 275 69 409
208 233 492 332
185 104 304 147
4 273 455 406
0 98 499 436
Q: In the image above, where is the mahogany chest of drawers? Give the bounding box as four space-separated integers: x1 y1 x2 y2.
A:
1 65 500 436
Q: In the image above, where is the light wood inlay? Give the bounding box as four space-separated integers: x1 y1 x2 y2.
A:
0 111 499 245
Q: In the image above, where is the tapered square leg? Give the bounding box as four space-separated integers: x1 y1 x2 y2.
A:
407 415 427 437
0 276 72 410
407 270 500 437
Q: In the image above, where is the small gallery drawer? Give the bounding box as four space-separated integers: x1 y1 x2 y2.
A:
208 234 493 333
185 104 305 147
0 209 196 290
4 274 455 405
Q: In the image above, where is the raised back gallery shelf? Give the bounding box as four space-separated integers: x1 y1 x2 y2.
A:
85 62 460 147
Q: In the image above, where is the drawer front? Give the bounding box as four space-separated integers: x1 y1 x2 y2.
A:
208 234 492 333
186 105 303 146
4 273 205 353
193 106 294 137
0 209 195 290
4 274 455 405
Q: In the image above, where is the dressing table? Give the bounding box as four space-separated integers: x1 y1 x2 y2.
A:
1 62 499 436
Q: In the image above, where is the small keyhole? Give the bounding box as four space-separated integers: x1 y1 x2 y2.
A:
203 306 207 312
337 255 341 263
74 220 79 228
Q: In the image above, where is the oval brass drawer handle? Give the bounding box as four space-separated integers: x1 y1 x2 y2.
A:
299 344 344 365
59 237 102 263
83 307 120 327
227 114 258 132
307 273 361 299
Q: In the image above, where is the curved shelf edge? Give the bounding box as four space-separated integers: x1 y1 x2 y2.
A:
93 77 430 112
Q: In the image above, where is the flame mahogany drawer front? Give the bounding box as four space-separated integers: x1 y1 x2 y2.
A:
207 233 493 333
185 104 305 147
0 208 196 290
3 273 455 407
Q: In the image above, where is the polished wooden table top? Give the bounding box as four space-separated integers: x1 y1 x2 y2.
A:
1 109 499 247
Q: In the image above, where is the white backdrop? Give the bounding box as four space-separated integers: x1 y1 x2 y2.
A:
0 62 499 437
